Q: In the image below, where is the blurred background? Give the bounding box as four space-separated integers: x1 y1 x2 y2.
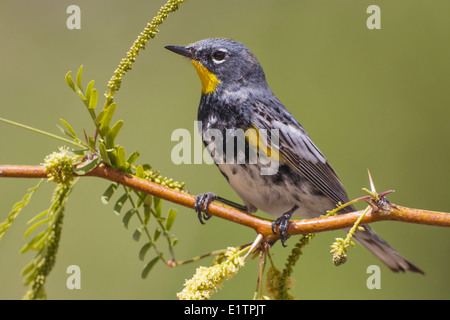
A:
0 0 449 299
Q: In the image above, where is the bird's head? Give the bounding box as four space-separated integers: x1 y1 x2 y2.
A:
165 38 267 95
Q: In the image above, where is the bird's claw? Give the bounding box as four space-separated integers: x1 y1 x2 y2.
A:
271 212 293 247
194 192 218 224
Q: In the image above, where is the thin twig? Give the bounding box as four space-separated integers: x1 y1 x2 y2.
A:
1 164 449 243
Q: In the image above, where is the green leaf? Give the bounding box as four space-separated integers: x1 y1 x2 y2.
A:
73 157 101 175
60 119 77 138
56 124 71 139
23 217 51 238
65 71 76 91
66 67 86 102
117 146 127 171
99 102 116 135
75 88 87 102
32 232 48 250
135 165 144 178
109 120 124 143
153 197 161 218
132 225 144 242
89 88 98 110
141 257 159 279
20 231 46 254
143 195 152 225
143 194 153 207
153 228 161 241
23 267 38 285
21 258 38 277
98 141 112 166
101 183 118 205
113 193 128 216
127 151 139 165
27 210 49 225
138 242 152 261
104 134 115 150
71 149 91 156
95 109 106 127
107 148 118 167
88 136 96 149
0 179 43 242
122 208 136 229
76 65 84 91
165 208 177 231
85 80 95 102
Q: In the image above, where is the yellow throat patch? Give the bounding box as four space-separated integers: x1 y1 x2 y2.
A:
190 60 220 94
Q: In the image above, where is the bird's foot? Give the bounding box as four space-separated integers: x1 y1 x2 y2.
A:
194 192 218 224
271 205 298 247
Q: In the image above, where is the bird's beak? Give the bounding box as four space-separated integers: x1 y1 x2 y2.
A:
165 44 220 94
165 45 194 59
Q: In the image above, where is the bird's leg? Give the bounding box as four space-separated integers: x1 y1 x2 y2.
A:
272 205 299 247
216 196 249 212
194 192 248 224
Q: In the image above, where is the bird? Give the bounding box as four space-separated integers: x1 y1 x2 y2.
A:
165 38 423 274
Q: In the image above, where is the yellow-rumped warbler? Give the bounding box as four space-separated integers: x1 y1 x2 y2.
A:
166 38 423 273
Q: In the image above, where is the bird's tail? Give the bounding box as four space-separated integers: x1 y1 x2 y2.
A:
353 226 424 274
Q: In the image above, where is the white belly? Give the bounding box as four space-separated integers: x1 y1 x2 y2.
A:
218 163 335 218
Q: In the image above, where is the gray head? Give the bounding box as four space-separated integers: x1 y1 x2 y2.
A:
165 38 267 94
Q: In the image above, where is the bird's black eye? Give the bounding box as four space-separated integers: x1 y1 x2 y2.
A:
212 49 228 63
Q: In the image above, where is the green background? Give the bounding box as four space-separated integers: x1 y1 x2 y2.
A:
0 0 449 299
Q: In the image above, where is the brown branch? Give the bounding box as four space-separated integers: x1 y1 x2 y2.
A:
1 164 449 243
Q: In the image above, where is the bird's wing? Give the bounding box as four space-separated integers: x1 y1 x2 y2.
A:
251 100 351 207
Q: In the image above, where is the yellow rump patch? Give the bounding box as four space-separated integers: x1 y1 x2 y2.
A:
190 60 220 94
245 126 282 162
